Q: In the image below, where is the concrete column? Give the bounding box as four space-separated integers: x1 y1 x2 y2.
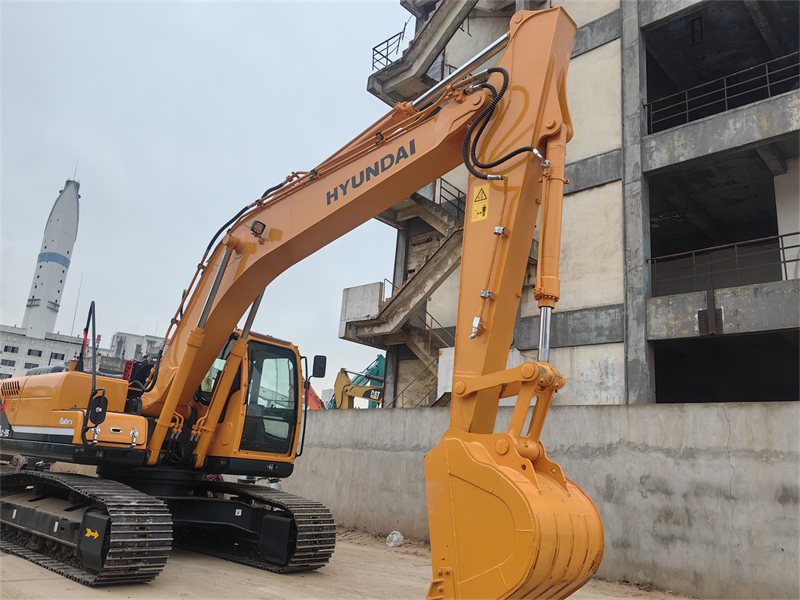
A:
775 158 800 280
385 226 409 408
383 348 399 408
621 0 655 404
392 226 409 288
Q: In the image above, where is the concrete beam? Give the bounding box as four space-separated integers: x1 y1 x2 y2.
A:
647 279 800 339
394 204 450 235
374 208 401 229
639 0 709 29
564 148 622 195
572 10 620 58
513 304 624 350
383 348 399 407
477 0 517 13
744 0 786 59
643 91 800 172
392 226 409 288
658 174 724 244
756 143 787 176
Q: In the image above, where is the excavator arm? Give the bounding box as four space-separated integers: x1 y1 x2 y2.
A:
139 8 602 597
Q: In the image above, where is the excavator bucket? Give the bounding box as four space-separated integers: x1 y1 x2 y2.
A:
425 430 603 599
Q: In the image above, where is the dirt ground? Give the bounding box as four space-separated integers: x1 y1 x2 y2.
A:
0 528 694 600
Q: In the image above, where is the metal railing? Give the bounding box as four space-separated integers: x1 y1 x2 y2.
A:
383 278 456 350
383 356 438 409
646 52 799 134
437 177 466 221
649 232 799 296
372 22 408 71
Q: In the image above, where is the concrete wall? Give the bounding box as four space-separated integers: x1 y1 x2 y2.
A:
426 266 460 329
339 282 384 338
648 279 800 340
444 12 509 68
775 157 800 281
285 402 800 599
522 180 624 316
524 342 625 405
566 39 622 162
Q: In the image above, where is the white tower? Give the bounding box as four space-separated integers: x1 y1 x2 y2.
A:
21 180 80 338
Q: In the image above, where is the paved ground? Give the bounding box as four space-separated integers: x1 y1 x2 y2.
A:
1 529 692 600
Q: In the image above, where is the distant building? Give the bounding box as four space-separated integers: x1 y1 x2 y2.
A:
0 325 83 379
106 331 163 362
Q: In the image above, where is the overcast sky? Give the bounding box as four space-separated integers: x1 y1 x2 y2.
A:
1 1 413 391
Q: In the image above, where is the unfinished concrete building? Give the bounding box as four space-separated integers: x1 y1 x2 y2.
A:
339 0 799 408
290 1 799 598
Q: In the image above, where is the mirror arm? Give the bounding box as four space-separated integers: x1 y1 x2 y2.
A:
297 356 311 458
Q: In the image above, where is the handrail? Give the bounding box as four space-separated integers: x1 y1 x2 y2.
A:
437 177 466 221
648 232 799 296
382 278 456 348
645 52 799 134
409 373 438 408
384 355 437 408
372 21 409 71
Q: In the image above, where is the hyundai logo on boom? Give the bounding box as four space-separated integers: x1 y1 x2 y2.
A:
327 140 416 205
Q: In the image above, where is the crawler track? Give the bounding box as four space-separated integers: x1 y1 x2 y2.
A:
0 472 173 585
177 481 336 573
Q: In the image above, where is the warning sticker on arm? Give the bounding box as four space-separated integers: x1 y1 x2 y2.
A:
471 184 489 222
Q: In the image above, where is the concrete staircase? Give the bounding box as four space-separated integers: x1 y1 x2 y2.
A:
339 189 466 406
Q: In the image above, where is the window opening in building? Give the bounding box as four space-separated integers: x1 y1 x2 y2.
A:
24 363 39 370
654 331 799 402
648 144 797 296
51 352 65 361
0 373 11 380
1 359 16 367
3 346 19 354
27 349 42 357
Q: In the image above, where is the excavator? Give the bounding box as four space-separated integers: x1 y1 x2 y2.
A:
0 8 603 599
332 367 384 409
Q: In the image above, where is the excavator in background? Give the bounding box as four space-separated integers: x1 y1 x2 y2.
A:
0 8 603 599
331 355 385 409
332 368 384 409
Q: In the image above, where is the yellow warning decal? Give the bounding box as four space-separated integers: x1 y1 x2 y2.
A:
85 528 99 539
471 184 489 222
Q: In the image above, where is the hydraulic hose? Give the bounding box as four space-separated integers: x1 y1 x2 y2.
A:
202 180 286 258
462 67 548 179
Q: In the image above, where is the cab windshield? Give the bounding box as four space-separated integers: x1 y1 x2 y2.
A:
239 340 298 455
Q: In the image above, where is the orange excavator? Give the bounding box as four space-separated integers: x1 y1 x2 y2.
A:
0 8 602 598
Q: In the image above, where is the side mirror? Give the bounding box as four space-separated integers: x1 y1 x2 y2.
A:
87 390 108 426
312 355 327 379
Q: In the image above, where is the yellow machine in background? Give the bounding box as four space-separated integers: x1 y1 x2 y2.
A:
332 368 384 409
1 8 602 598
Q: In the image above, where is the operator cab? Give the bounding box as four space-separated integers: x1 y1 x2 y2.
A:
194 333 325 466
240 340 297 455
